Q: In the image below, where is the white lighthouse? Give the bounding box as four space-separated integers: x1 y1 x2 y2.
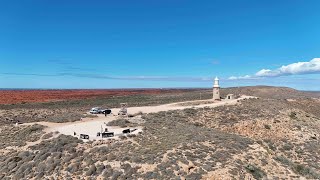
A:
213 77 220 100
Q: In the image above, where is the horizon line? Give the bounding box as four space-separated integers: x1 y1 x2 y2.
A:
0 85 318 91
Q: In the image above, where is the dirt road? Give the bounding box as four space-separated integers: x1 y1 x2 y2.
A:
26 96 255 140
111 95 254 115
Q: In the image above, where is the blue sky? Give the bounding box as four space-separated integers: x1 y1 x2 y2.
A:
0 0 320 90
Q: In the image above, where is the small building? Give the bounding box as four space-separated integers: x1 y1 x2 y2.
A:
226 94 235 100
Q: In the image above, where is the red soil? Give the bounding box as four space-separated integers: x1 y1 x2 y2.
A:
0 89 189 105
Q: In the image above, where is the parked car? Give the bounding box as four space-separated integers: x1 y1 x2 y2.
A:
102 109 112 115
90 107 111 114
89 107 103 114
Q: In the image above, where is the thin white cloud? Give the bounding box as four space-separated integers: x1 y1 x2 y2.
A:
228 75 253 80
229 58 320 80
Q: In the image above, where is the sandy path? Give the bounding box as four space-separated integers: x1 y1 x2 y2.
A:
26 96 254 141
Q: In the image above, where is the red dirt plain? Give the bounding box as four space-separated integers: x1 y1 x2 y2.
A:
0 89 191 105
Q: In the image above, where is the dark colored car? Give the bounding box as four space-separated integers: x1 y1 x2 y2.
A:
102 109 112 114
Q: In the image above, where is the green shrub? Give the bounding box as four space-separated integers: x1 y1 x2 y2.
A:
282 143 294 151
264 124 271 129
289 111 297 119
245 164 266 179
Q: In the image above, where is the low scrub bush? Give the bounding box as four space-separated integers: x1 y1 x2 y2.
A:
42 132 53 139
274 156 320 179
289 111 297 119
107 119 137 127
46 112 83 123
245 164 266 179
82 114 98 118
0 124 45 148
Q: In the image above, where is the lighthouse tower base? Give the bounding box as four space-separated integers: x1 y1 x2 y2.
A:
213 77 220 100
213 87 220 100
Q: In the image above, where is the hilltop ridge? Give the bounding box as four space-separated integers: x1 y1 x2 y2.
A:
222 86 316 99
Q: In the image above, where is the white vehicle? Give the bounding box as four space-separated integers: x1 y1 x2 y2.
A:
90 107 111 114
89 107 103 114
